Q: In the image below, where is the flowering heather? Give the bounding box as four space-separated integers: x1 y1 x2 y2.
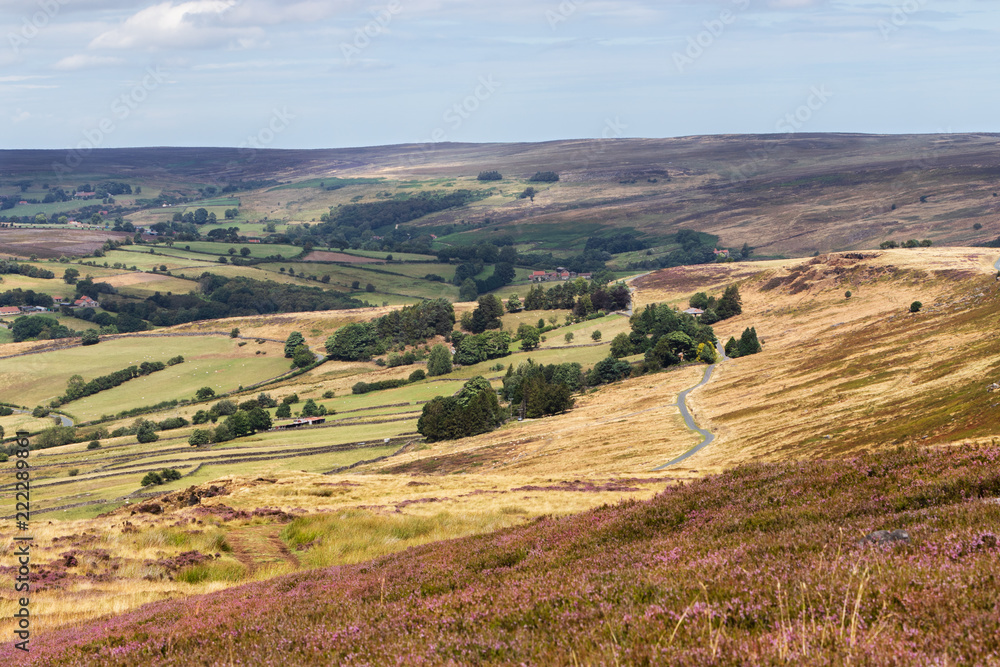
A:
10 444 1000 665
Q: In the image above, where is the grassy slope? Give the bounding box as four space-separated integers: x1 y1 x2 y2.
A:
13 444 1000 665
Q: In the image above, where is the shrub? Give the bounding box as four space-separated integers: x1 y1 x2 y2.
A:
141 471 163 487
591 330 602 341
529 171 560 182
409 369 426 382
81 329 100 346
167 355 184 366
189 430 211 447
282 394 299 405
195 387 216 400
275 404 291 419
427 344 453 376
87 440 101 450
845 291 852 299
161 468 182 481
68 469 79 477
565 332 575 344
322 390 335 399
212 400 237 416
910 301 923 313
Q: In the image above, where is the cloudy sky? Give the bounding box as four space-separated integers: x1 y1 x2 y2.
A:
1 0 996 149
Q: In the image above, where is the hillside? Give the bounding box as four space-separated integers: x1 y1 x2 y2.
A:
4 134 1000 261
8 443 1000 665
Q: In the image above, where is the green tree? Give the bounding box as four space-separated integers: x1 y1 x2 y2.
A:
609 333 633 358
409 369 426 382
459 278 478 302
247 407 273 432
188 430 212 446
284 331 305 357
141 471 163 487
213 422 234 443
230 327 240 338
565 332 575 344
505 294 523 313
736 327 762 357
325 322 379 361
910 301 923 313
845 291 852 299
716 284 743 320
275 403 292 419
63 268 80 284
302 399 322 417
520 326 540 351
240 247 251 257
427 344 453 377
591 330 602 342
224 410 252 438
196 386 216 401
292 345 315 368
81 329 100 346
136 422 159 443
519 186 537 202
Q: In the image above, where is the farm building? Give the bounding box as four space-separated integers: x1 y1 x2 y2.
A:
273 416 326 430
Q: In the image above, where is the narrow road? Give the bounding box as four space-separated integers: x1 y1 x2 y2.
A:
653 342 727 471
10 408 73 427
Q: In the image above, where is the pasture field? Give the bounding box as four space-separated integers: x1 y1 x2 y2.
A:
0 273 75 299
256 262 459 300
101 249 217 271
103 273 201 297
0 335 288 414
177 240 303 259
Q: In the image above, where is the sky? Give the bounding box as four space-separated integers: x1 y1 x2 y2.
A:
0 0 997 150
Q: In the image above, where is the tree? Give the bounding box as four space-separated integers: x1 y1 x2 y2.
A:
141 471 163 487
427 344 453 377
136 422 159 443
520 326 540 351
519 187 538 202
189 429 212 447
213 422 234 443
63 268 80 284
275 403 292 419
224 410 252 438
284 331 305 358
240 247 251 257
565 332 575 344
612 330 638 357
418 376 504 442
736 327 762 357
196 386 216 401
716 284 743 320
505 294 523 313
230 327 240 338
325 322 379 361
740 243 753 260
247 407 272 432
697 342 718 364
409 369 426 382
845 291 852 299
365 283 376 293
591 330 602 342
459 278 478 302
292 345 315 368
910 301 923 313
302 399 322 417
81 329 100 346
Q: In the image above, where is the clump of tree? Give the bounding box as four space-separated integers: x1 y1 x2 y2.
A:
452 330 512 366
529 171 560 183
352 379 409 395
880 239 933 249
463 295 505 333
325 299 454 361
724 327 762 358
417 376 506 442
628 303 717 372
625 229 721 271
501 361 580 418
688 284 743 324
477 171 503 181
427 344 453 376
59 360 175 404
523 280 631 313
141 469 182 487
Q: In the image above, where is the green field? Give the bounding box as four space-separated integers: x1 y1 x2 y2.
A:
256 263 459 300
0 336 288 417
173 241 303 259
102 249 217 271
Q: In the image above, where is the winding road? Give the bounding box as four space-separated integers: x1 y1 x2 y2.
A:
653 342 727 471
653 253 1000 471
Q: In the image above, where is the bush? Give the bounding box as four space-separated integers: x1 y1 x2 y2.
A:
81 329 100 346
213 400 237 416
591 330 602 341
322 390 335 399
196 387 216 400
136 425 159 443
845 291 852 299
161 468 182 481
477 171 503 181
189 430 211 446
68 469 79 477
282 393 299 405
353 379 408 395
141 471 163 487
275 404 291 419
167 355 184 366
910 301 923 313
87 440 101 450
529 171 560 183
427 344 453 377
409 369 426 382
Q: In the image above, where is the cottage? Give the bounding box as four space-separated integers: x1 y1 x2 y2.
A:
0 306 22 316
73 296 99 309
684 308 705 317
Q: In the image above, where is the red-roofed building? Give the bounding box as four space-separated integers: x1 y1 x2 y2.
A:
0 306 22 316
73 296 99 309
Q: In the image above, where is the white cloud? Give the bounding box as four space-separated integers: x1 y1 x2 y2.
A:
11 110 31 123
89 0 260 50
52 54 126 70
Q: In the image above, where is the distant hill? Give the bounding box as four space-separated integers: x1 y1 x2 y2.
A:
3 133 1000 257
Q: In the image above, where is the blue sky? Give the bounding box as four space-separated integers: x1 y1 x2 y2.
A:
1 0 996 149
